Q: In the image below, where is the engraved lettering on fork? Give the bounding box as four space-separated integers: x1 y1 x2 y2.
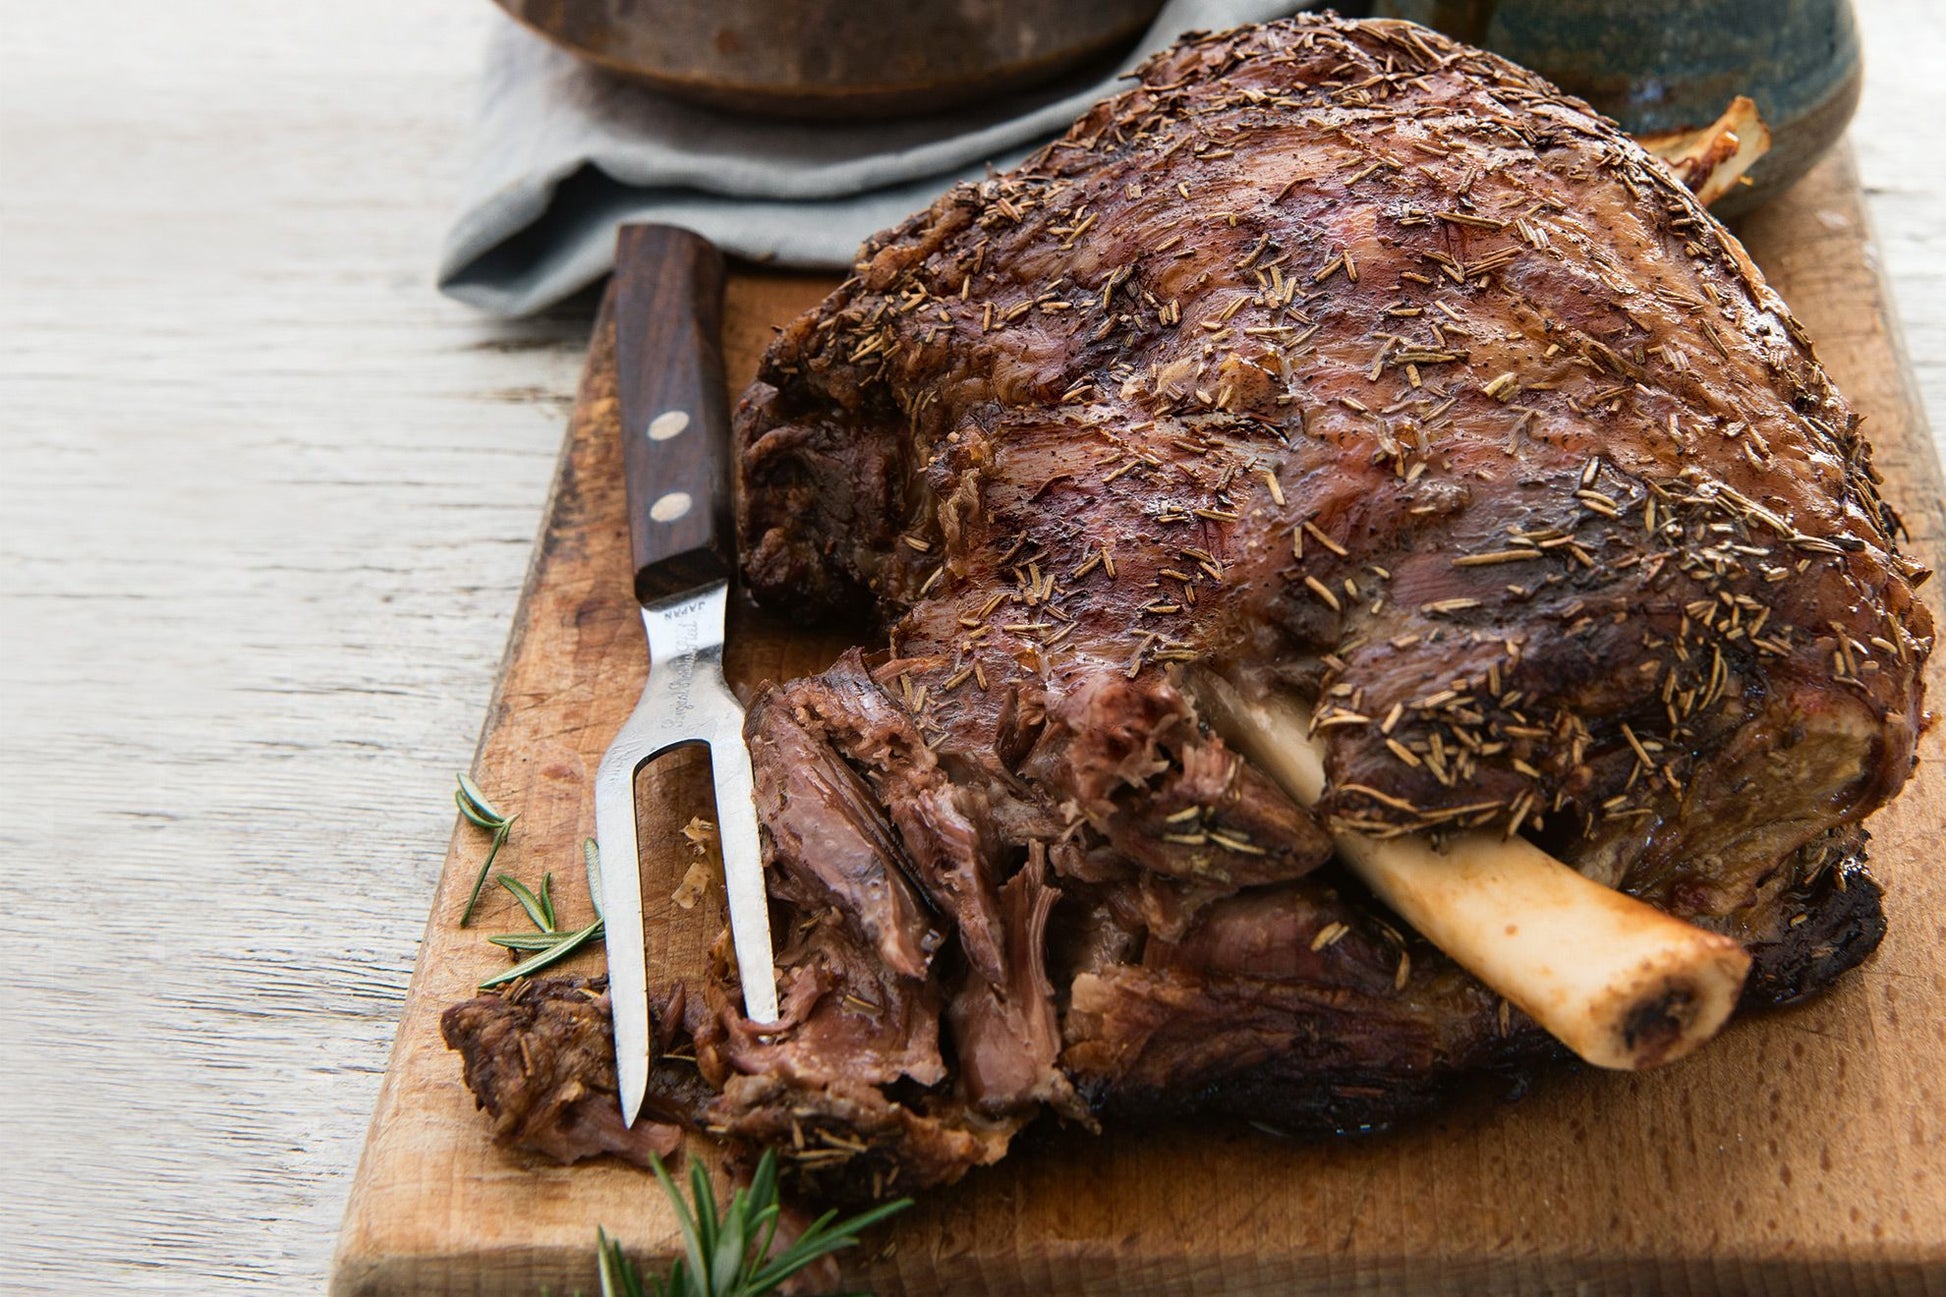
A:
641 585 729 742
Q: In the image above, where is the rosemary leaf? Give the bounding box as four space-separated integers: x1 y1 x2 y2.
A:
455 772 506 827
457 821 511 928
745 1195 912 1293
583 838 604 922
540 870 558 931
709 1182 752 1292
496 874 555 934
648 1154 708 1294
595 1226 645 1297
686 1159 720 1285
477 918 602 990
485 931 574 952
454 790 498 832
744 1154 784 1280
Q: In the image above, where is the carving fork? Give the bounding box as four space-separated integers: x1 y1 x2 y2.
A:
595 225 779 1127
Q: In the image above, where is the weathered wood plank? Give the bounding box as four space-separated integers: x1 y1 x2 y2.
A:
0 4 590 1294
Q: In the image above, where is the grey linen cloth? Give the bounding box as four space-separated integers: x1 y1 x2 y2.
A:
439 0 1308 317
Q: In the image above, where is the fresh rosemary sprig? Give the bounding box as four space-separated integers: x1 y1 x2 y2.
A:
479 918 602 990
455 773 517 927
477 840 606 990
451 771 599 985
594 1149 910 1297
595 1225 645 1297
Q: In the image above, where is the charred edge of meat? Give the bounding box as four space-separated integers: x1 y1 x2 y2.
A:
1738 836 1886 1009
1093 1042 1561 1137
440 976 704 1167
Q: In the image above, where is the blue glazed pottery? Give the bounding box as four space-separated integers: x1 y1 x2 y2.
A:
1366 0 1861 215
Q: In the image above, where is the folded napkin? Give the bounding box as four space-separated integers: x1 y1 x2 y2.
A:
439 0 1309 317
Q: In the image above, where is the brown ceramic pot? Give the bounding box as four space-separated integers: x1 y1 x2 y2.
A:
494 0 1167 120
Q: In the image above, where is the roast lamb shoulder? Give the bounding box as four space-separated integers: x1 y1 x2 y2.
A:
446 14 1929 1201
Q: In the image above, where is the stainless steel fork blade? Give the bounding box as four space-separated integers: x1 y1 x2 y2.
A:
595 581 779 1127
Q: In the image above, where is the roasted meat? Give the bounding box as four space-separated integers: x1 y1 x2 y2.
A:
441 976 691 1165
449 14 1930 1200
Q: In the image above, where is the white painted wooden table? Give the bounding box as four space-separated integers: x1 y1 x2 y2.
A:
1 2 1941 1292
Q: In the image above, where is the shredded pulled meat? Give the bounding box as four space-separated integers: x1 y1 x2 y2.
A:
447 14 1927 1202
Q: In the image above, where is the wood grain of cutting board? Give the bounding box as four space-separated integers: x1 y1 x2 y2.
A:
332 146 1946 1296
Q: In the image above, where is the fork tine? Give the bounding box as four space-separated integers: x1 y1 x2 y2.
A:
593 735 653 1127
706 721 779 1024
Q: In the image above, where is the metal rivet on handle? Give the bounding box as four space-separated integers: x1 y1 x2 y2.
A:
649 491 692 523
648 411 689 441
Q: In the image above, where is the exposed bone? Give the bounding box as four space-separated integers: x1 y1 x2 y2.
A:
1191 671 1751 1071
1639 95 1772 208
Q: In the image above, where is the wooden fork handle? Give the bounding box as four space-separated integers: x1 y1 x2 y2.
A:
613 224 733 605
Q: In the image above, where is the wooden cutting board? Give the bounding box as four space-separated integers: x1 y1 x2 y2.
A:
332 145 1946 1296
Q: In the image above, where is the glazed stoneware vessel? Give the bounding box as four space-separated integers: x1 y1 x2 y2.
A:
1368 0 1861 215
493 0 1166 120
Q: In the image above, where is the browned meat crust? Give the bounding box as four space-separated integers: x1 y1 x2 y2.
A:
440 976 693 1165
739 16 1927 858
448 14 1927 1201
